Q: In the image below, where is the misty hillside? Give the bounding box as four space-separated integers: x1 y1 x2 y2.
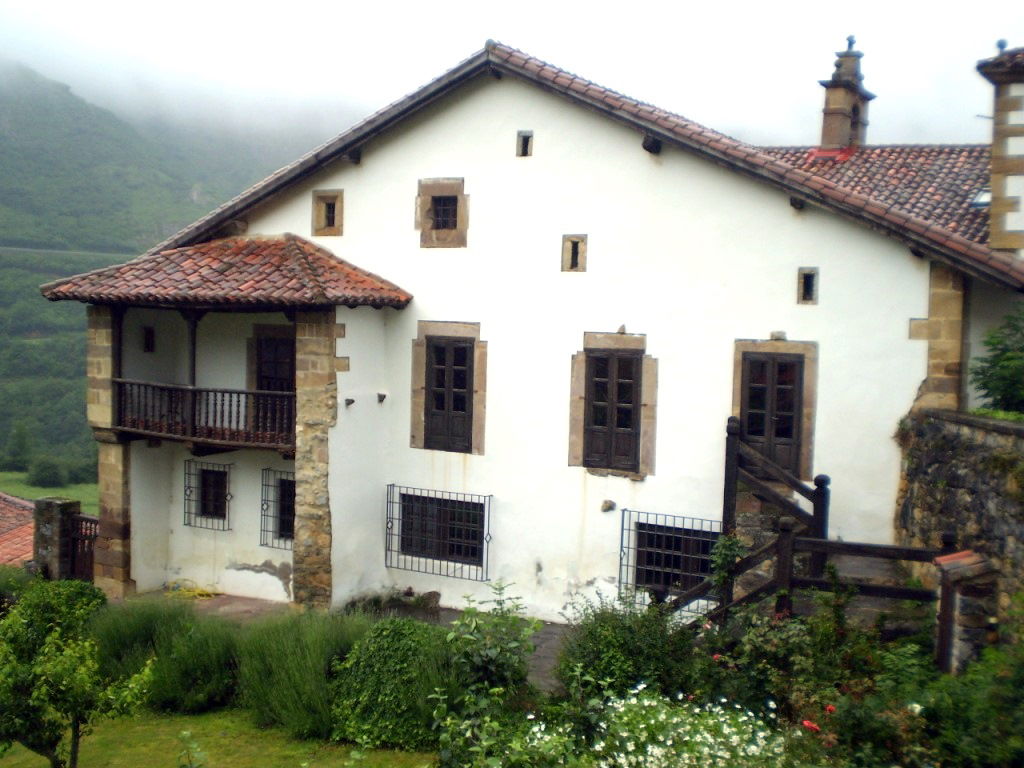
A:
0 60 326 254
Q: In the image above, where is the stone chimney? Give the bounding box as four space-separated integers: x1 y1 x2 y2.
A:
820 36 875 149
978 41 1024 258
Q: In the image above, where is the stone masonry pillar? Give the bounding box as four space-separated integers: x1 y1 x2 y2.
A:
86 305 135 597
910 262 964 410
293 309 337 607
32 497 81 580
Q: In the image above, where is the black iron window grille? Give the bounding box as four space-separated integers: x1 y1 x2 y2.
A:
431 195 458 230
385 484 491 580
184 460 232 530
619 508 721 616
260 468 295 549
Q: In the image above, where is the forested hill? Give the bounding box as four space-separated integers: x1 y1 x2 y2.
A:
0 59 323 254
0 61 335 481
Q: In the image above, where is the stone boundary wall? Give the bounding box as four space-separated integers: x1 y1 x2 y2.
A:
895 408 1024 614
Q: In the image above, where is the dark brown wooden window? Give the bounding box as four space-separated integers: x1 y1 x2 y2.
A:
584 350 641 472
424 337 473 453
399 492 484 566
741 352 803 474
431 196 458 230
260 469 294 549
200 469 227 518
184 460 231 529
256 336 295 392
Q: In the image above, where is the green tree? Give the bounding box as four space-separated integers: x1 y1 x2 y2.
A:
1 422 32 471
0 580 151 768
971 304 1024 412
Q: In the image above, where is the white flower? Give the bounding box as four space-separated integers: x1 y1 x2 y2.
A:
907 702 923 715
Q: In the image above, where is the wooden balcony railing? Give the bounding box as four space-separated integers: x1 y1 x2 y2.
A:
113 378 295 450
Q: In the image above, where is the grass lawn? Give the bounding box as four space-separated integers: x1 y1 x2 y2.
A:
0 708 434 767
0 471 98 516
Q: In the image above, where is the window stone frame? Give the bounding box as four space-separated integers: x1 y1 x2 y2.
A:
416 178 469 248
569 331 657 480
411 321 486 455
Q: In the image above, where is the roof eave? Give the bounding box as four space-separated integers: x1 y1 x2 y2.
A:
145 49 494 256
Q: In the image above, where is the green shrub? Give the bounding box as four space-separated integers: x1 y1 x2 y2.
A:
331 617 460 749
89 598 193 681
971 304 1024 411
448 583 540 691
26 455 65 487
0 578 104 660
0 564 34 617
148 614 238 713
238 610 374 739
924 638 1024 767
557 593 694 698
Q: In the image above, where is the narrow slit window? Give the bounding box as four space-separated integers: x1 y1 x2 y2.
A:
798 268 818 304
561 234 587 272
312 190 342 236
142 326 155 353
432 196 458 230
516 130 533 157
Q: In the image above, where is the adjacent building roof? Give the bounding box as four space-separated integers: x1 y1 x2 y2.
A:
0 491 33 566
41 234 413 309
760 145 990 245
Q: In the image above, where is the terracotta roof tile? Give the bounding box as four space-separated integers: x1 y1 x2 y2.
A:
0 492 33 566
42 234 412 309
762 145 991 245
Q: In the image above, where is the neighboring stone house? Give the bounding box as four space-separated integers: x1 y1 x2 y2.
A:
40 40 1024 620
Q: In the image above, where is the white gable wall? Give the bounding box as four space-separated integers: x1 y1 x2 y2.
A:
240 75 929 618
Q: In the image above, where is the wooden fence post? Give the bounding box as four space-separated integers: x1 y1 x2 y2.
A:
775 516 796 615
810 474 831 577
723 417 740 534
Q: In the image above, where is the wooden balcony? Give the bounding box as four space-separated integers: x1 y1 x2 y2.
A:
113 378 295 451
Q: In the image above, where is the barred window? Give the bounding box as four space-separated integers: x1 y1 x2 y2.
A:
184 460 232 530
261 468 295 549
619 508 720 612
385 484 491 580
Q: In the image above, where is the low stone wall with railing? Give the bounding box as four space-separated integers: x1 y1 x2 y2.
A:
895 408 1024 616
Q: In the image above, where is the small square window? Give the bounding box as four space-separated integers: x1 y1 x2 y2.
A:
561 235 587 272
184 460 232 530
516 130 533 157
797 267 818 304
312 190 343 236
261 468 295 549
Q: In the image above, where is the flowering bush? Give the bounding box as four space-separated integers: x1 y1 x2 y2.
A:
588 687 790 768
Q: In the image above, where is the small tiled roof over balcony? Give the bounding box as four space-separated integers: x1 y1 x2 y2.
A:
41 234 412 310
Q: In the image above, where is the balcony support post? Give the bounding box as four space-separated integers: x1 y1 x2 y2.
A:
180 310 205 439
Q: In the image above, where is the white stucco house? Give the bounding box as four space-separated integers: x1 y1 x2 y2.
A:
42 40 1024 620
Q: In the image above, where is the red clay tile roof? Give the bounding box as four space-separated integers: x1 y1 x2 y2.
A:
0 491 33 566
760 145 990 244
41 234 412 309
83 41 1024 292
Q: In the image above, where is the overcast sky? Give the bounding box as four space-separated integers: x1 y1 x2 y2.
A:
0 0 1022 146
